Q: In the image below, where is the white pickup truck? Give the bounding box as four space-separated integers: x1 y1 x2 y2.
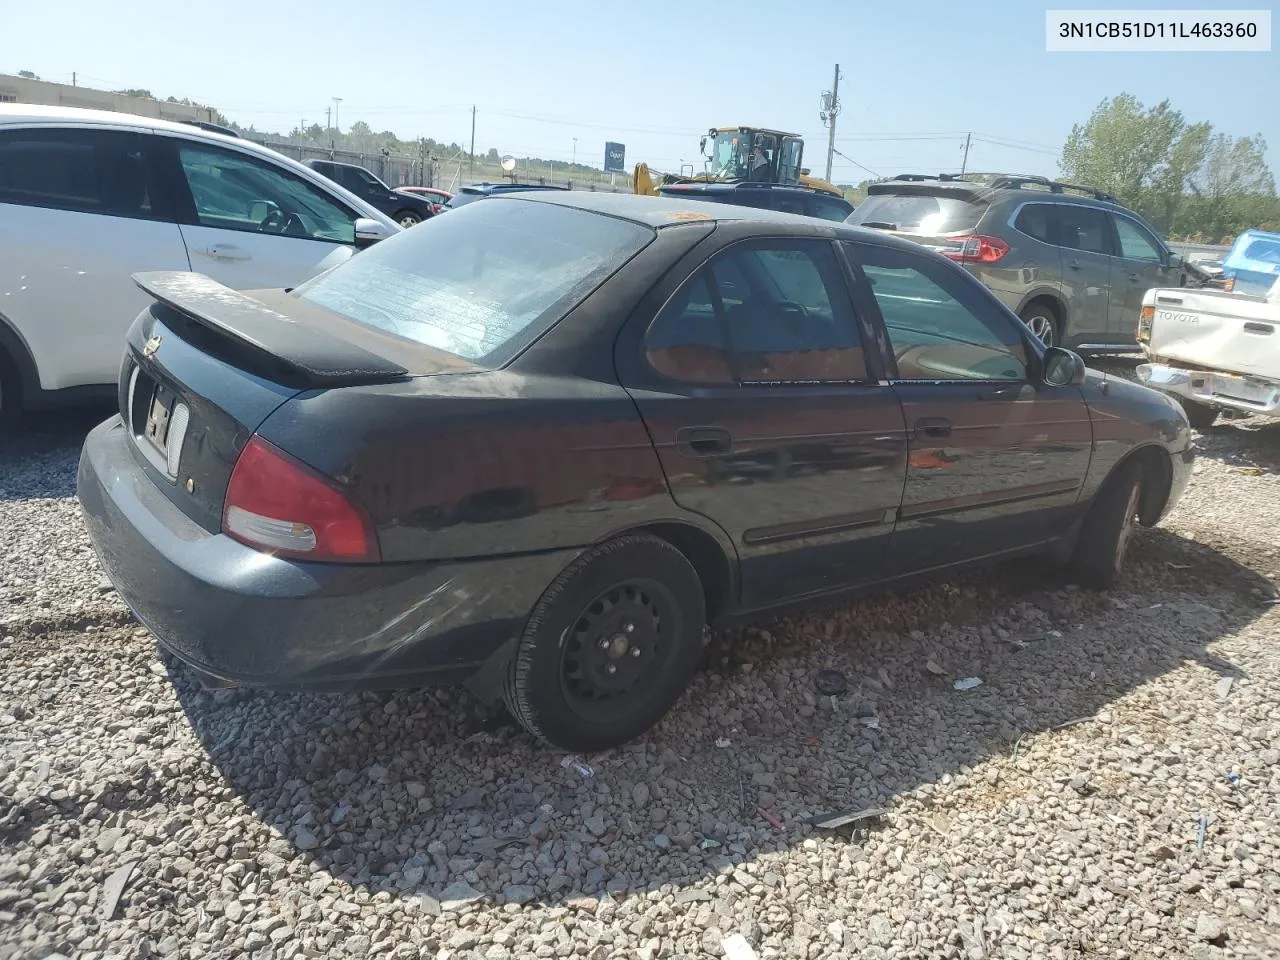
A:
1135 278 1280 428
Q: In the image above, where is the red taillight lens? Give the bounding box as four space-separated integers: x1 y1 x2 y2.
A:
223 436 378 562
942 235 1010 264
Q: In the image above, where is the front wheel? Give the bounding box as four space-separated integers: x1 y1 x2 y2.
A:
1070 462 1143 589
395 210 423 227
1180 399 1218 430
503 534 706 751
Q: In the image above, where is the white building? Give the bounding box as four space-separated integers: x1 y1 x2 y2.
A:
0 73 219 124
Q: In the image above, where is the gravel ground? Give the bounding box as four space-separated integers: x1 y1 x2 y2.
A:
2 396 1278 960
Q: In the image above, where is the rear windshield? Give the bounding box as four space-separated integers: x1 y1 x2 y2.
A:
1242 238 1280 265
292 198 652 365
847 192 986 234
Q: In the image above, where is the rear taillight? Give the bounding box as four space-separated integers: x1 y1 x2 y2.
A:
1223 276 1236 292
1138 305 1154 342
942 235 1010 264
223 436 378 562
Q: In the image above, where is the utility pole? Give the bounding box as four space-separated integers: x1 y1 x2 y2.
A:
572 137 577 168
820 64 841 185
960 132 972 176
72 72 76 87
332 97 342 134
469 105 476 179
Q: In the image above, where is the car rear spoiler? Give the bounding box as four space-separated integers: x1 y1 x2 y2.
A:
132 271 409 388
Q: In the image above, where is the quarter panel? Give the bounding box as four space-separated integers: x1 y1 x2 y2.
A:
255 371 710 563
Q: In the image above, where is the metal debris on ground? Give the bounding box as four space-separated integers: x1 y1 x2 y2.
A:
1167 562 1192 570
559 755 594 778
721 933 760 960
1215 676 1234 697
715 738 732 748
810 808 888 830
99 860 138 920
757 807 785 831
1196 813 1209 850
952 677 983 691
814 669 848 696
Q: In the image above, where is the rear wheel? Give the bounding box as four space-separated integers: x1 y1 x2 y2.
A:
1181 399 1218 429
1070 461 1143 589
1020 303 1060 347
503 534 706 752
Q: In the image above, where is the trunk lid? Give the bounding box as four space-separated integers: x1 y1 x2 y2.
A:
1146 286 1280 379
119 272 431 534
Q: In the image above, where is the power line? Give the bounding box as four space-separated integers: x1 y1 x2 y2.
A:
830 148 880 179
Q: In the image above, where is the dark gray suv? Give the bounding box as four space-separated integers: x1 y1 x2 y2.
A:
846 174 1203 351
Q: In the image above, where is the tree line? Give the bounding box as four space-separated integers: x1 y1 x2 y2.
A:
1060 93 1276 243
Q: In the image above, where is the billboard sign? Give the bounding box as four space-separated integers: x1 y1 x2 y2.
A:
604 141 626 173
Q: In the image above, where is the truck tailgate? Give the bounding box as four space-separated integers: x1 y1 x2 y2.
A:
1147 288 1280 378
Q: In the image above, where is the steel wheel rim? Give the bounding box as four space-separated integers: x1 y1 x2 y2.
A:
558 578 679 723
1114 483 1142 572
399 214 420 227
1028 315 1055 345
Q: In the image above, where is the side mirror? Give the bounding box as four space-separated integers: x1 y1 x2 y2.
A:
1042 346 1086 387
354 217 394 249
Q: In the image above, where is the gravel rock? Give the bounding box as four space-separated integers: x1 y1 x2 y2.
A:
4 405 1280 960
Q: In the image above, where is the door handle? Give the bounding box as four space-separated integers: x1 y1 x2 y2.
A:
196 244 251 262
914 417 952 439
676 426 732 458
1067 259 1081 271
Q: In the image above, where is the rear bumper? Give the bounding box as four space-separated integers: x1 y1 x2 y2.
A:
1136 363 1280 417
77 417 578 690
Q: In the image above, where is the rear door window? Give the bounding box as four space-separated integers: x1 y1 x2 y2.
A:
1053 205 1110 254
1014 203 1054 244
646 240 867 384
0 127 162 219
847 191 985 233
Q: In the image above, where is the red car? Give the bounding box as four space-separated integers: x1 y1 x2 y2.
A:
394 186 453 215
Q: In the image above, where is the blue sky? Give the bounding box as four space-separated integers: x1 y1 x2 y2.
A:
5 0 1277 184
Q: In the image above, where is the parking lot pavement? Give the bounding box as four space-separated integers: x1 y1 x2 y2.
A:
2 408 1279 959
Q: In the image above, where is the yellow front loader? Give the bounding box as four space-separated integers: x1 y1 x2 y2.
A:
633 126 843 198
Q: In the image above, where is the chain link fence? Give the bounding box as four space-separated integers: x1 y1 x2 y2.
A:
247 138 630 193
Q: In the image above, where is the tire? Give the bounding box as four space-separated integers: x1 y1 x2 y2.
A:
0 348 21 432
1181 399 1218 430
503 534 706 752
1019 303 1060 347
394 210 423 227
1069 461 1143 590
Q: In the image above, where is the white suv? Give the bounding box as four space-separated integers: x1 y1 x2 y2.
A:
0 105 400 424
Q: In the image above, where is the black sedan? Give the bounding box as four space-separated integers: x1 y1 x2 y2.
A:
78 192 1195 752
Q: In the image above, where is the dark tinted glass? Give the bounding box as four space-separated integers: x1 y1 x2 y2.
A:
1054 205 1109 254
0 128 155 218
1014 203 1053 243
648 241 865 384
810 196 854 222
646 274 733 384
